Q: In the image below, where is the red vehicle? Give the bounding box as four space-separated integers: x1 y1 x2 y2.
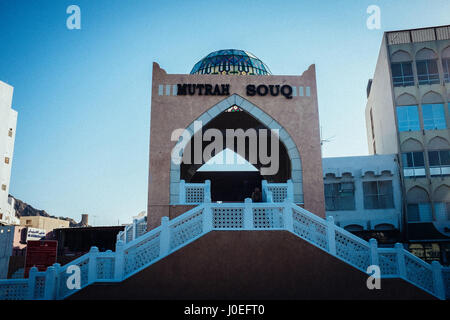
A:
24 240 58 278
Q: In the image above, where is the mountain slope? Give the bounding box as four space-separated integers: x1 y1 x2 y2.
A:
10 195 85 227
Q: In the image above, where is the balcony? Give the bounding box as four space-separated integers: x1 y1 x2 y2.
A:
403 167 426 178
393 75 415 87
430 166 450 177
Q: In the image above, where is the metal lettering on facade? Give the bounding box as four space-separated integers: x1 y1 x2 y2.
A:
176 84 293 99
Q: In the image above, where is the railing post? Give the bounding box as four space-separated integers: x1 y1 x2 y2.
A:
431 261 445 300
203 204 213 233
204 180 211 203
27 266 38 300
369 238 379 267
114 240 125 280
159 216 170 257
267 191 273 203
132 219 138 241
44 266 56 300
283 203 293 232
244 198 253 230
88 247 99 284
52 263 61 300
326 216 336 255
262 180 268 202
203 183 212 232
395 243 406 278
286 179 294 202
180 180 186 204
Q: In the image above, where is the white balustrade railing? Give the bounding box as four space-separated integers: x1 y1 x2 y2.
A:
117 216 147 244
179 180 211 204
1 200 448 300
262 180 293 203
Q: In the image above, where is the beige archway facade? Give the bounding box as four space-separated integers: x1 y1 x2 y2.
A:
170 94 303 203
147 62 325 229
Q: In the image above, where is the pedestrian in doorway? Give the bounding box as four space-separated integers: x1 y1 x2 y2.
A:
252 187 262 202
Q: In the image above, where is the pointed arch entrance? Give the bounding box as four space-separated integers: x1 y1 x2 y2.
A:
170 94 303 204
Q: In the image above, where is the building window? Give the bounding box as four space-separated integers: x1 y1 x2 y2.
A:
443 58 450 83
407 203 433 222
0 213 3 220
8 129 12 137
363 181 394 209
391 62 414 87
434 202 450 221
324 182 355 211
428 150 450 176
25 220 32 225
422 104 446 130
4 157 9 164
402 152 426 178
1 184 6 191
416 59 440 85
409 243 441 263
396 105 420 131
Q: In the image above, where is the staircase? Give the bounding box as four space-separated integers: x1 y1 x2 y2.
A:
0 200 449 300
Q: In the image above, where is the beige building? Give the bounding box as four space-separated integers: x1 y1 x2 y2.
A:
365 25 450 264
147 49 325 229
20 216 69 234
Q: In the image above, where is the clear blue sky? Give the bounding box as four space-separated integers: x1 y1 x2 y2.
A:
1 0 449 226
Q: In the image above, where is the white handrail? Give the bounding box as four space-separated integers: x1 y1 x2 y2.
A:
262 180 293 202
179 180 211 204
116 215 147 244
0 200 447 300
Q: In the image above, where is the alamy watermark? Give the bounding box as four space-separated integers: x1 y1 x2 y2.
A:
366 5 381 30
66 265 81 290
171 121 280 175
66 5 81 30
366 265 381 290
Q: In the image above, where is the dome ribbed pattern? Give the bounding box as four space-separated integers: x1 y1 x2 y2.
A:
191 49 271 75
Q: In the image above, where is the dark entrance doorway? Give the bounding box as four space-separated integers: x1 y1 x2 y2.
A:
180 106 291 203
191 171 263 202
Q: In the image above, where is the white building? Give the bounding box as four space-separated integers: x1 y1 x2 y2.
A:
323 154 403 243
0 81 18 226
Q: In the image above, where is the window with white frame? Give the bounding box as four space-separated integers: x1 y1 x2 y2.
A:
443 58 450 83
391 62 414 87
401 152 426 178
363 181 394 209
324 182 355 211
428 150 450 176
416 59 440 85
396 105 420 132
442 47 450 83
407 203 433 222
422 103 446 130
434 202 450 221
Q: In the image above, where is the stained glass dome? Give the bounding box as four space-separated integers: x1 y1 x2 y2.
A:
190 49 271 75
